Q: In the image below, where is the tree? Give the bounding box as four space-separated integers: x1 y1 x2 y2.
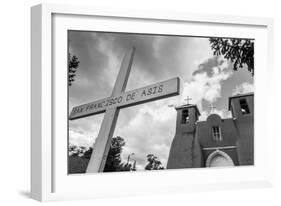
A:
144 154 164 170
82 146 93 159
68 145 90 174
103 136 126 172
72 136 134 172
68 54 80 86
209 38 254 76
68 144 86 157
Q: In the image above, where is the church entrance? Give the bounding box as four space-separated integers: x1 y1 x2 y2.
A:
206 150 234 167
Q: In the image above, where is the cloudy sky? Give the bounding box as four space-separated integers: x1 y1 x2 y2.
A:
68 31 254 170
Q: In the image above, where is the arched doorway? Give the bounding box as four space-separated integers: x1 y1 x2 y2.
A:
206 150 234 167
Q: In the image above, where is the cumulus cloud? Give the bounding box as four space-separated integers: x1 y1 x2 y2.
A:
68 114 104 147
69 128 95 148
181 56 232 110
232 82 254 95
180 56 234 121
114 100 177 169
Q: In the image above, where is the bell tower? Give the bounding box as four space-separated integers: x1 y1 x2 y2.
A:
229 93 254 165
167 102 202 169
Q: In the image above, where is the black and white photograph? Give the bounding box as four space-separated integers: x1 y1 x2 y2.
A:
68 31 254 174
1 0 279 204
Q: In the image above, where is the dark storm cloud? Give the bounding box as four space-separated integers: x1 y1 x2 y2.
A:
106 33 172 79
100 33 196 81
69 31 114 105
69 31 109 75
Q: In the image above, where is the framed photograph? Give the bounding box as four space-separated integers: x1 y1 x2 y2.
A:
31 3 274 201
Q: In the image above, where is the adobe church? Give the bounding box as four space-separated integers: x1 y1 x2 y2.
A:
167 92 254 168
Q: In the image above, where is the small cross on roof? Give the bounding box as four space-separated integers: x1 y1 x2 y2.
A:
184 96 192 105
208 103 216 113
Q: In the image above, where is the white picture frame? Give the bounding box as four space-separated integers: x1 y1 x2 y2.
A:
31 3 274 202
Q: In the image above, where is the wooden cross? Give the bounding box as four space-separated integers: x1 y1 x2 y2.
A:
208 103 216 113
184 96 192 105
69 47 180 173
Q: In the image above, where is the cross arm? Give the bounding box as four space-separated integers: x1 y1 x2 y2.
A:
69 77 180 120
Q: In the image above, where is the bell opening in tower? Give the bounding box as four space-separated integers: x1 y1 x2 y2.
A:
181 109 189 124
